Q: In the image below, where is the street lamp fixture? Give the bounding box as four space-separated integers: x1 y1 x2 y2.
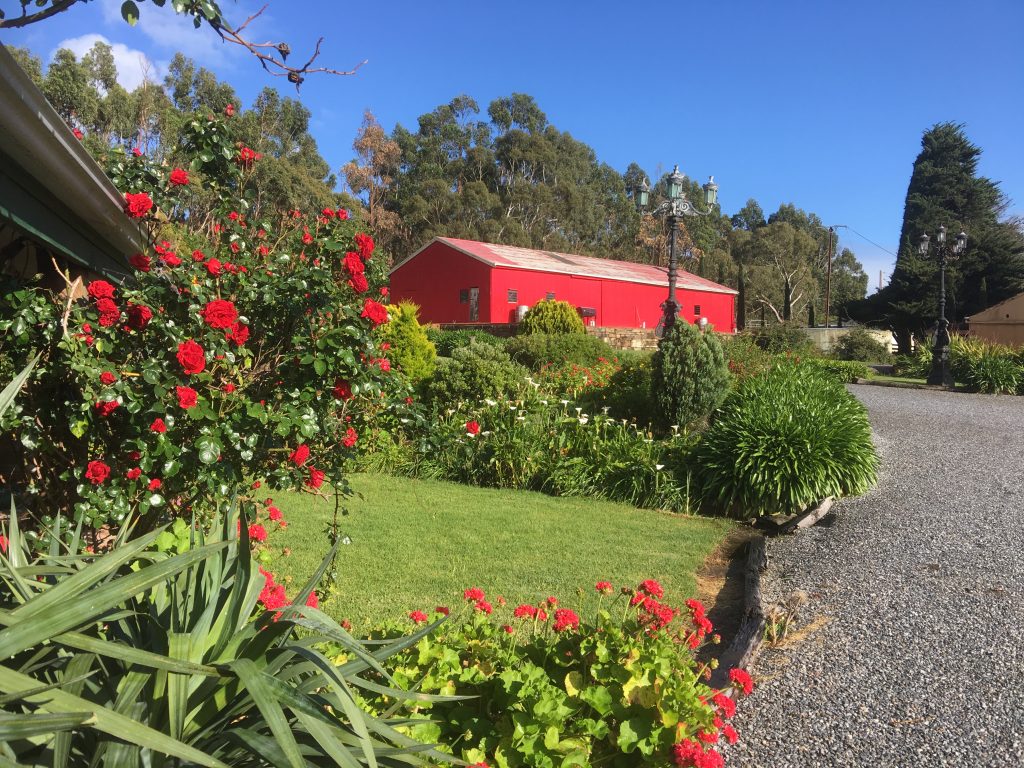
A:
918 224 967 388
629 165 719 335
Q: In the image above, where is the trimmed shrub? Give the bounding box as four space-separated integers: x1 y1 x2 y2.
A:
748 323 817 355
423 339 530 405
504 332 615 370
382 301 436 382
693 362 877 517
519 299 585 335
833 328 890 362
800 357 872 383
425 328 507 357
651 321 730 430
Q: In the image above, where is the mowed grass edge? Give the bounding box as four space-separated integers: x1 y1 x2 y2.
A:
270 473 736 630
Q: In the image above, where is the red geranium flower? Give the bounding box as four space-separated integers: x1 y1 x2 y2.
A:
360 299 389 327
162 253 182 267
87 280 115 300
465 420 480 435
176 340 206 375
201 299 239 329
513 604 536 619
307 467 325 488
150 417 167 432
100 371 117 385
435 606 450 616
463 587 485 602
638 579 664 599
84 460 110 485
123 192 153 218
553 608 580 632
248 523 268 542
268 506 283 521
409 610 428 624
169 168 189 186
722 725 738 745
474 599 493 614
729 668 754 696
306 591 319 609
175 386 198 409
225 322 249 346
290 444 310 466
595 581 613 594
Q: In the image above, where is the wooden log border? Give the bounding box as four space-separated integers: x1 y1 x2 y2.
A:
710 535 767 689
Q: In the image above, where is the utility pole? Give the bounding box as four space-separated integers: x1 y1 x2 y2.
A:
823 224 847 328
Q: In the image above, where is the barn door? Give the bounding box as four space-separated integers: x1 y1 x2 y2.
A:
469 287 479 321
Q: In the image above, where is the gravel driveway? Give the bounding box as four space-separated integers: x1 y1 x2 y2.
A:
725 384 1024 767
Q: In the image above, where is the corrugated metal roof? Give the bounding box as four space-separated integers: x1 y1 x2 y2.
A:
393 237 738 295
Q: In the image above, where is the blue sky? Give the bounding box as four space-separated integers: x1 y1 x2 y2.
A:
4 0 1023 292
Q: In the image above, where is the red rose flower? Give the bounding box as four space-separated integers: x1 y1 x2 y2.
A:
84 460 110 485
337 209 349 220
176 340 206 375
409 610 428 624
206 258 223 276
354 232 374 259
126 467 142 480
379 286 389 297
94 400 119 418
96 298 121 327
175 386 198 409
150 417 167 432
132 147 143 157
126 303 153 330
162 253 182 267
332 379 353 400
148 478 162 491
377 358 390 372
235 146 261 167
347 273 369 293
223 383 236 393
201 299 239 330
87 280 115 300
100 371 117 386
307 467 326 489
225 322 249 346
466 420 480 435
360 299 389 327
192 249 206 261
342 427 358 448
128 253 151 272
343 252 364 276
123 192 153 218
290 444 310 466
169 168 189 186
225 103 235 117
301 230 314 245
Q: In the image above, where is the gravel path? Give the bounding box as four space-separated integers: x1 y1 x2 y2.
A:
725 385 1024 767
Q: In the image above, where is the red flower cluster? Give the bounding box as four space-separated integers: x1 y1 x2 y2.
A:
201 299 239 329
128 253 152 272
686 598 713 649
87 280 115 300
225 322 249 346
354 232 374 259
123 192 153 218
552 608 580 632
150 417 167 433
342 427 358 448
638 579 664 599
126 467 142 480
290 444 310 466
672 739 723 768
513 604 537 619
474 600 493 614
169 168 189 186
463 587 485 602
176 340 206 375
466 420 481 436
307 467 325 488
595 580 613 594
176 386 198 409
84 460 110 485
729 668 754 696
248 523 268 542
259 568 288 611
235 146 262 167
360 299 389 327
409 610 428 624
94 400 119 418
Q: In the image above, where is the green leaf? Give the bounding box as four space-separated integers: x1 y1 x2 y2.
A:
121 0 141 25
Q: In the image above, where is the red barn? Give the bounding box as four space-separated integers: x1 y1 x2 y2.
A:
389 237 737 333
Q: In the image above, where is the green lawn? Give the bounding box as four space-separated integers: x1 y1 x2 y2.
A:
270 474 735 630
864 374 928 386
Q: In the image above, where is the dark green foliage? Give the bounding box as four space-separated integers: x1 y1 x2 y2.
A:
423 340 529 405
693 363 878 517
949 337 1022 394
800 358 873 383
651 322 730 430
748 323 817 355
518 300 585 335
579 351 656 424
855 123 1024 352
833 328 890 362
425 328 507 357
382 301 436 382
721 335 772 382
504 333 614 371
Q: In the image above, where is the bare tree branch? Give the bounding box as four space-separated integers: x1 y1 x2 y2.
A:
0 0 80 29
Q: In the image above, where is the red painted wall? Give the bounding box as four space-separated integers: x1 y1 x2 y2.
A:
388 241 493 324
390 243 735 332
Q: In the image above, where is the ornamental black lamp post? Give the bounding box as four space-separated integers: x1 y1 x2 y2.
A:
629 166 718 335
918 225 967 388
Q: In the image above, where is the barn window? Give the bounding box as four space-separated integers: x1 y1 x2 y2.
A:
459 289 469 304
507 289 518 303
693 305 701 315
546 291 556 300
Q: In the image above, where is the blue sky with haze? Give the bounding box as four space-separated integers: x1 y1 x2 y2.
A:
4 0 1022 292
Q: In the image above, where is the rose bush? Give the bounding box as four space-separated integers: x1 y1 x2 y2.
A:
0 107 403 553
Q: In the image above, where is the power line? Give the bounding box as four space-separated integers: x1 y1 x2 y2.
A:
843 226 898 258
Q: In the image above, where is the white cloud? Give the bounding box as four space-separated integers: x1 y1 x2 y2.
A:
55 33 161 91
